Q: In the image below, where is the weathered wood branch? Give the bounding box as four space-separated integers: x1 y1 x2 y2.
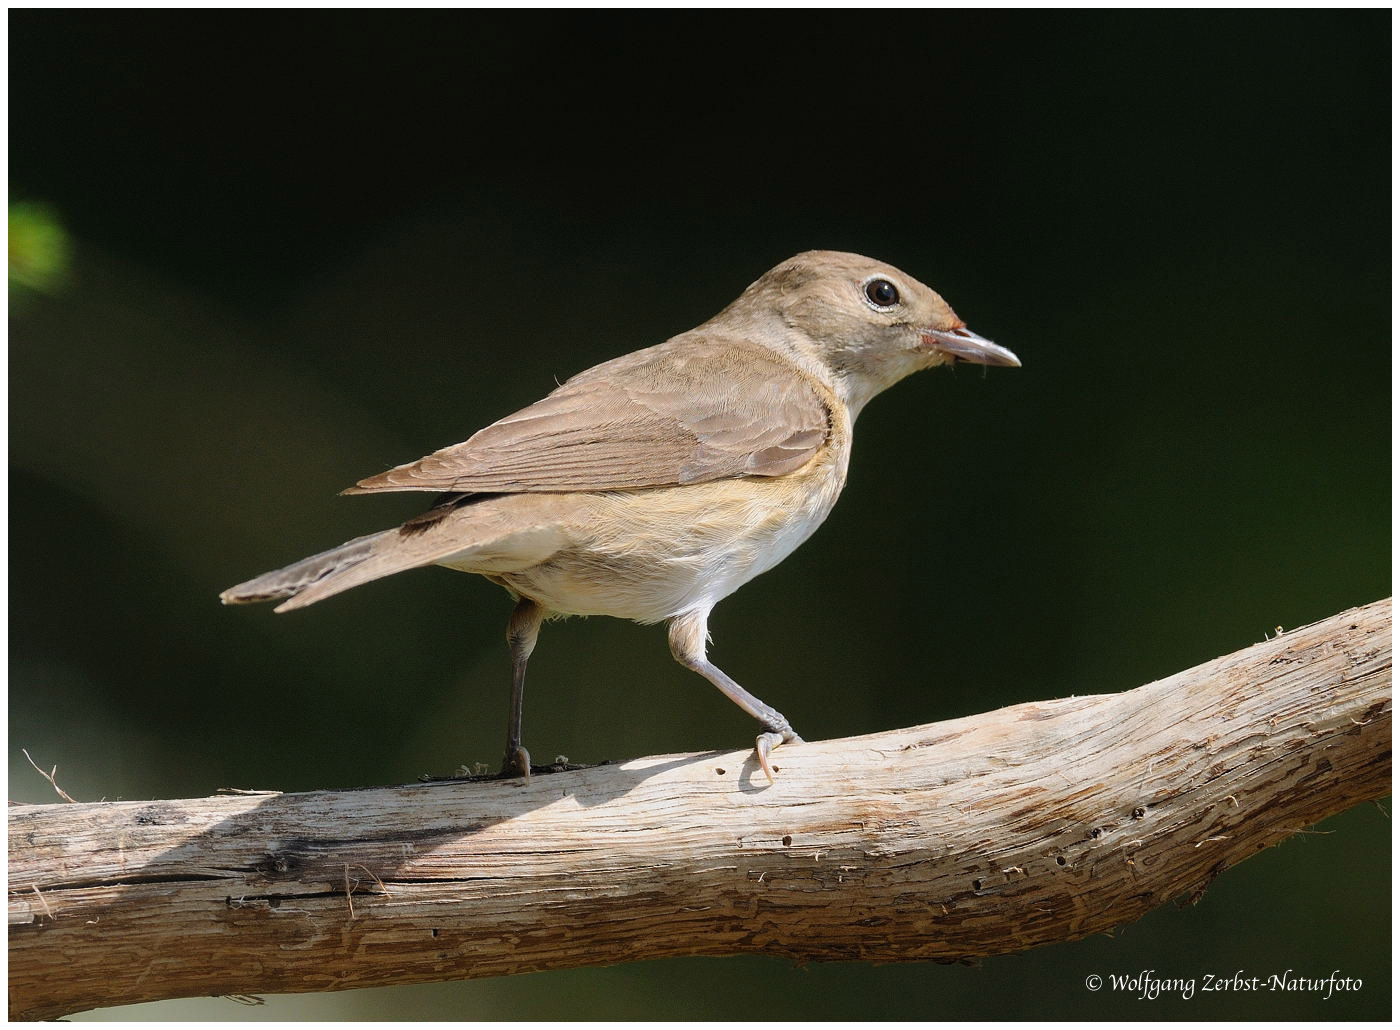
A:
8 599 1391 1019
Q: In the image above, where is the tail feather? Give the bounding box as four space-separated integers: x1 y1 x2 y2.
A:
222 525 456 614
220 531 391 607
268 541 444 613
222 493 574 613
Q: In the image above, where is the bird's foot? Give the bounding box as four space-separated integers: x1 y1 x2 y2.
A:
754 726 803 784
498 744 532 780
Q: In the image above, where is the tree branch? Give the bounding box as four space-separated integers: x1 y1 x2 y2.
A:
8 599 1391 1020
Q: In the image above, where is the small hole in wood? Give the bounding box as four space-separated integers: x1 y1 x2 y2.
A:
1056 856 1067 866
782 835 793 846
267 896 282 909
715 768 726 775
431 928 439 938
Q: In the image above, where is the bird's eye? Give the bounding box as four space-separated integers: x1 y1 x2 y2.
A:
865 278 900 308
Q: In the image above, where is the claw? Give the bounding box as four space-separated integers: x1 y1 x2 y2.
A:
499 744 532 780
754 729 803 784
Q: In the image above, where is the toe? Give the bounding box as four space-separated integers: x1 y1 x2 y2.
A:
754 731 784 784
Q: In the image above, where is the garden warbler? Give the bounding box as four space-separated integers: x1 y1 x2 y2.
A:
222 251 1020 781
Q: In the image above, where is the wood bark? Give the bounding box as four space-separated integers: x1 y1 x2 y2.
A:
8 599 1391 1020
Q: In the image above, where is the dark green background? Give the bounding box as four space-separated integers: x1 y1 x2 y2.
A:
10 12 1390 1021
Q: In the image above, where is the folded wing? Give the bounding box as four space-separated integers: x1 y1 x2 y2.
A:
346 336 831 495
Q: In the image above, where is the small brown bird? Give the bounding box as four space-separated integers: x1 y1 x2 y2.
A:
222 251 1019 780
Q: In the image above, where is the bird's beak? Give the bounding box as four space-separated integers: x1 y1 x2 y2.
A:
920 327 1021 368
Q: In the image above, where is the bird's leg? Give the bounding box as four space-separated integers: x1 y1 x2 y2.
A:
500 598 544 778
668 609 803 783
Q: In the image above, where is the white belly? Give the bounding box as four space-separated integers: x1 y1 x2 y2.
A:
486 463 847 623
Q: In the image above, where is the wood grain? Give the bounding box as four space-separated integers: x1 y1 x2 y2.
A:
8 599 1390 1019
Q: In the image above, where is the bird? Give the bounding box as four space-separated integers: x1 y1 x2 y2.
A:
221 250 1020 782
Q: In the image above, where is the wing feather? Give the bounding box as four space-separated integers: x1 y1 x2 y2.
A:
346 336 830 495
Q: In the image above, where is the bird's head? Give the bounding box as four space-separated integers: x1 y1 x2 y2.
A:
729 250 1019 414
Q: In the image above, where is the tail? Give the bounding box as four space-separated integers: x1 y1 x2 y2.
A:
220 531 397 612
220 494 569 614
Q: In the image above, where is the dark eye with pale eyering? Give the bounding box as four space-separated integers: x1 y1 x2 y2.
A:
865 278 900 308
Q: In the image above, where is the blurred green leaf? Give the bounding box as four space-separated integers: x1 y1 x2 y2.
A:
9 198 70 299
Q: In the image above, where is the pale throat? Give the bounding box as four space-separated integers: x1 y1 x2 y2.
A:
832 347 932 423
